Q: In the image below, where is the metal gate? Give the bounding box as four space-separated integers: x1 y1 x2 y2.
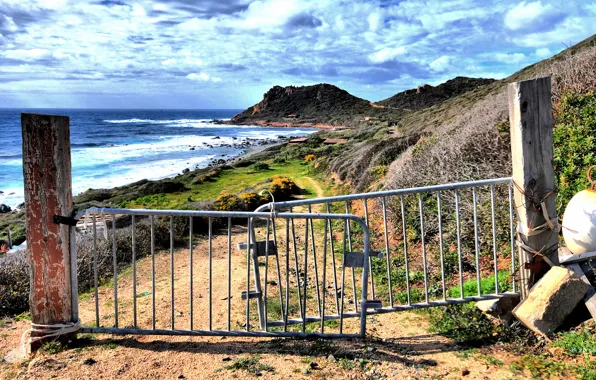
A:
71 208 374 338
256 178 521 315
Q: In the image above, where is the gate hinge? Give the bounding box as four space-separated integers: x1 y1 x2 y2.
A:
238 241 278 257
53 214 78 227
344 251 384 268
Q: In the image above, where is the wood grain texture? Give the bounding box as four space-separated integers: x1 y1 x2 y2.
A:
21 113 73 325
508 77 559 298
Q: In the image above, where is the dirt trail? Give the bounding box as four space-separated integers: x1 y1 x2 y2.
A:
1 222 516 380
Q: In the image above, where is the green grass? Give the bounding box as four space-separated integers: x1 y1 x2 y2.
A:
223 356 275 375
125 160 318 209
552 327 596 356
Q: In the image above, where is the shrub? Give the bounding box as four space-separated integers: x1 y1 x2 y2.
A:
553 92 596 214
0 249 29 316
249 162 270 172
304 154 316 162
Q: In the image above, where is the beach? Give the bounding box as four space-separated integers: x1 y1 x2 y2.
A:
0 109 316 209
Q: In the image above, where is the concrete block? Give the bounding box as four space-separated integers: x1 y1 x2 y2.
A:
513 266 588 335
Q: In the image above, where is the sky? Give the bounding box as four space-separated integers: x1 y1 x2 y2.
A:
0 0 595 109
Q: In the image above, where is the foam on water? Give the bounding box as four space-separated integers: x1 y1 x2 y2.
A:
0 111 315 209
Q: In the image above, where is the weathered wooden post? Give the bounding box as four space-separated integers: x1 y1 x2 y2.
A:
508 77 559 299
22 113 77 349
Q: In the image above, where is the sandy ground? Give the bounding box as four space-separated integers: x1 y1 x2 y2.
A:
0 218 520 380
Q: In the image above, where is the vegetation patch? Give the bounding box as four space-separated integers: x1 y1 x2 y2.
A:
223 356 276 375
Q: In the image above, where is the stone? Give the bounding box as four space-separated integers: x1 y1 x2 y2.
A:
476 295 520 325
513 266 589 335
0 204 11 213
461 368 470 376
182 168 190 174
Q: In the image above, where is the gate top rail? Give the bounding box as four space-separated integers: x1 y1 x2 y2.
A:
256 177 512 210
74 208 367 224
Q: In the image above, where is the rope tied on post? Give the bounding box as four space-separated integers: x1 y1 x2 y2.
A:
20 320 81 354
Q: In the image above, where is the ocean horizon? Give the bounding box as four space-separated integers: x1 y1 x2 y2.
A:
0 109 315 209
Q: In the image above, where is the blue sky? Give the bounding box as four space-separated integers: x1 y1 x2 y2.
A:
0 0 594 109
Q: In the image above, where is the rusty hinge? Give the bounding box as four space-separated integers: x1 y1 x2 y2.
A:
53 215 78 227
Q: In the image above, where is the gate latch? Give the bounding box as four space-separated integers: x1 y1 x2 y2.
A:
363 300 383 309
53 215 78 227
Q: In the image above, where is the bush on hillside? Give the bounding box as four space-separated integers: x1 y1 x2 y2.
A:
0 249 29 316
553 92 596 213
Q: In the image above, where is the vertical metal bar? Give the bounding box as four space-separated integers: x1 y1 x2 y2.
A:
308 205 322 317
302 217 309 333
170 216 174 330
473 187 481 296
326 203 340 314
189 216 194 330
271 218 285 321
437 192 446 301
289 208 304 319
246 218 251 331
132 215 137 329
381 197 394 307
151 215 155 330
359 220 371 339
112 213 118 328
284 220 290 332
321 214 328 333
509 183 516 293
70 224 79 324
363 199 375 300
455 189 464 298
419 194 429 303
93 215 99 328
345 201 358 313
491 185 499 294
208 217 213 331
339 219 347 334
249 218 265 329
227 217 232 331
264 219 270 331
400 195 411 305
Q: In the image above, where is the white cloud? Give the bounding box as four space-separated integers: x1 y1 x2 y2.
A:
161 58 176 66
492 52 526 64
535 47 552 57
368 46 407 63
429 55 452 72
504 1 556 30
186 72 221 83
1 49 50 61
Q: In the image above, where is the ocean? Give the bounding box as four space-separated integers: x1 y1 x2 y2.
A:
0 109 315 209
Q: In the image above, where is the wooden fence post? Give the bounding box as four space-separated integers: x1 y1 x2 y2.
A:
21 113 76 349
508 77 559 299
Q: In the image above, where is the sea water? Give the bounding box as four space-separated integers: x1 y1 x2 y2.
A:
0 109 315 208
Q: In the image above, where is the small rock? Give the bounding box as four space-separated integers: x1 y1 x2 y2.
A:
461 368 470 376
327 354 336 362
255 370 262 376
176 312 184 317
309 361 319 369
0 204 11 214
178 375 185 379
366 346 376 352
182 168 190 174
83 358 97 366
301 368 310 374
222 357 232 362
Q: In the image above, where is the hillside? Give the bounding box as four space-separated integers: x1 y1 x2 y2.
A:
231 83 379 125
376 76 495 111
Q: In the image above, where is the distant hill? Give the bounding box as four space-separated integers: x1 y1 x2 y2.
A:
376 76 495 111
231 83 377 125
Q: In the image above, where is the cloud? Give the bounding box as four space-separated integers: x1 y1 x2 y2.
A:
504 1 566 32
0 0 594 108
492 52 526 64
429 56 452 72
368 46 407 64
186 72 221 82
1 48 50 61
285 12 322 29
